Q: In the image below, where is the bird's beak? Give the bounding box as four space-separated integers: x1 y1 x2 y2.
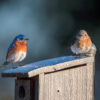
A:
25 38 29 40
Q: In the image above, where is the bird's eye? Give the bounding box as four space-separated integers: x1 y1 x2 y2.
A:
19 38 23 40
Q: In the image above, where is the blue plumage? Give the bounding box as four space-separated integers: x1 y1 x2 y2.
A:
14 34 26 41
1 34 28 67
7 42 14 53
6 34 26 60
7 34 26 52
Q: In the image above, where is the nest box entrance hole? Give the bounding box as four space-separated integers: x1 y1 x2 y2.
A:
15 77 39 100
19 86 25 98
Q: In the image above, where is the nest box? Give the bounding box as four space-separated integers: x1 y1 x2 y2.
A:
2 56 95 100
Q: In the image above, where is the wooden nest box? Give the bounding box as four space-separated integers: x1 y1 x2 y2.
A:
2 56 95 100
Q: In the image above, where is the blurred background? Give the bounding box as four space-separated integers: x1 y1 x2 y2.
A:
0 0 100 100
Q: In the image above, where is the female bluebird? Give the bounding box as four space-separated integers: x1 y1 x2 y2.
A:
3 34 29 66
71 30 96 56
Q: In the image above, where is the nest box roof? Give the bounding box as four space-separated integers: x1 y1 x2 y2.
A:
1 56 94 78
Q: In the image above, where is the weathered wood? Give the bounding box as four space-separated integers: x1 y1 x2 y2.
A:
15 77 39 100
2 56 94 78
42 63 94 100
39 73 45 100
15 79 31 100
1 56 95 100
86 62 94 100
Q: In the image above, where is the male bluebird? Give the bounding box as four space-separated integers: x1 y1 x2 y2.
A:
71 30 96 57
2 34 29 67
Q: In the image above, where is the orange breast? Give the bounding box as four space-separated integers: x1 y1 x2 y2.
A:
14 41 27 53
7 41 27 59
77 36 92 49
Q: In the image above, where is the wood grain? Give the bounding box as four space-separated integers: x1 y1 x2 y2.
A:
39 73 45 100
42 64 94 100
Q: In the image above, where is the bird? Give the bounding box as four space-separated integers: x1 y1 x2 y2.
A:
71 30 96 57
1 34 29 68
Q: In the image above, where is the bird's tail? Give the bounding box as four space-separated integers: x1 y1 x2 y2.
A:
3 61 9 65
0 61 9 68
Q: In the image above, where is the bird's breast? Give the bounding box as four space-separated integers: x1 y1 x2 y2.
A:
78 37 92 49
15 45 27 53
14 41 27 53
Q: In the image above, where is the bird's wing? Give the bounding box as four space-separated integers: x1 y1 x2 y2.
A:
71 37 77 46
91 43 97 51
7 42 14 52
6 42 14 60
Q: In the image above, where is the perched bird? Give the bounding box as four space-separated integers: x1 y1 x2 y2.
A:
71 30 96 57
2 34 29 67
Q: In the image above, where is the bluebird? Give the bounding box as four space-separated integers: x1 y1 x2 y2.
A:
71 30 96 57
2 34 29 67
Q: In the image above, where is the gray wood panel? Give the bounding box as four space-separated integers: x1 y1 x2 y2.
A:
42 64 94 100
39 74 45 100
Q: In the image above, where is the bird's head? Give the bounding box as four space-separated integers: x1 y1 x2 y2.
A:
13 34 29 46
76 30 89 39
14 34 29 42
